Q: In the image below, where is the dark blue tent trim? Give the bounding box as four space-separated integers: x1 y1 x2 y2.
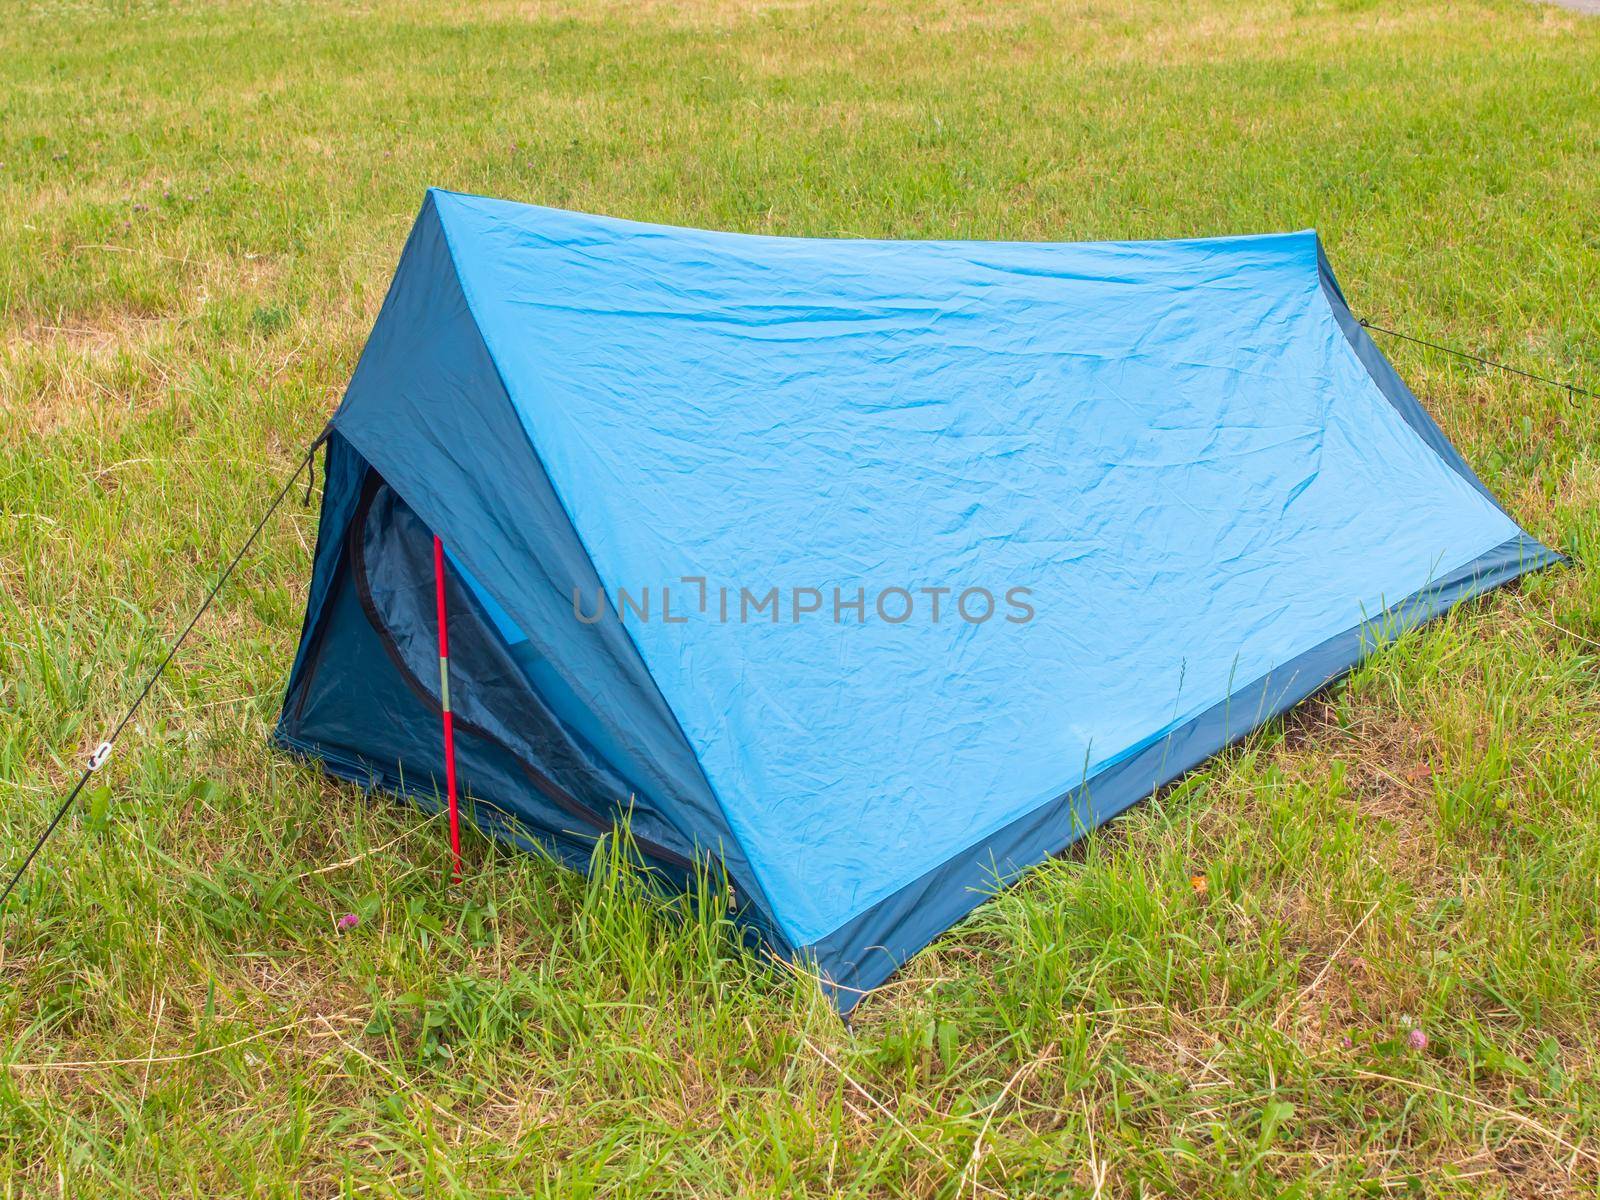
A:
806 528 1558 1010
278 431 367 711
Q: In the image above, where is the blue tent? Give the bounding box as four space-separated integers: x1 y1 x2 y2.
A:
276 189 1558 1011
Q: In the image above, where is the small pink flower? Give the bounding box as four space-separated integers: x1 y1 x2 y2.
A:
336 913 360 931
1407 1028 1427 1051
1340 1035 1353 1050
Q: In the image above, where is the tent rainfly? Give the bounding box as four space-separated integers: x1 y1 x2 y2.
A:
276 189 1559 1011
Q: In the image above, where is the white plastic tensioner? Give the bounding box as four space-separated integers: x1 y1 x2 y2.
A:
86 741 113 772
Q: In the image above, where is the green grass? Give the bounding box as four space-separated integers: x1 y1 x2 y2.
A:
2 0 1599 1194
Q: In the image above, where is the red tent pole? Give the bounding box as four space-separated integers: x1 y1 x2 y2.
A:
432 535 462 882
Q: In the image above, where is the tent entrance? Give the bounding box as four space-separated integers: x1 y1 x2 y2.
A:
284 465 704 876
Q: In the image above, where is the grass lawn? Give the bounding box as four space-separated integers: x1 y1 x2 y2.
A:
3 0 1600 1194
